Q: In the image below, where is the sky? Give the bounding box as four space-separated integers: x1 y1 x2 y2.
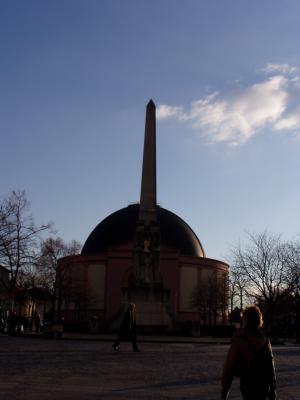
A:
1 0 300 263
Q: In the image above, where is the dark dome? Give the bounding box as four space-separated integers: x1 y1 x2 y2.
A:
82 204 205 257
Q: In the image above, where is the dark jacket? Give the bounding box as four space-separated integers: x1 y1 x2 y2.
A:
221 331 276 400
118 308 136 340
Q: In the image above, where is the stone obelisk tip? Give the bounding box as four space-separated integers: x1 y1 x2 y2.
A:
147 99 155 107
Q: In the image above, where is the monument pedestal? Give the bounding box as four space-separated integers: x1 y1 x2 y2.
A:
122 283 173 332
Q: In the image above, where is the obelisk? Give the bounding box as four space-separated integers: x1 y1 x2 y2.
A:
139 99 157 223
127 101 171 330
134 100 160 283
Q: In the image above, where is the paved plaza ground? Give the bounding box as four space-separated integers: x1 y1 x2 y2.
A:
0 335 299 400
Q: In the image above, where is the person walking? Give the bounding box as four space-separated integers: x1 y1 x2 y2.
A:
113 303 140 352
221 305 276 400
34 313 41 333
0 307 6 334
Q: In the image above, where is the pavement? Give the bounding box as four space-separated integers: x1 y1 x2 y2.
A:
61 331 233 344
0 333 299 400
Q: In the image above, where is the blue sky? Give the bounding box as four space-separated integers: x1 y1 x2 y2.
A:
1 0 300 262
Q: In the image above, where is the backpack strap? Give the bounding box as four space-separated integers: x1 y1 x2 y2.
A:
239 333 269 354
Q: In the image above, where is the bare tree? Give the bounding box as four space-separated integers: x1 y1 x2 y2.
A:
219 271 229 325
36 237 80 292
36 237 81 320
280 240 300 341
190 271 228 328
190 281 210 328
231 231 289 334
229 262 249 312
0 190 51 305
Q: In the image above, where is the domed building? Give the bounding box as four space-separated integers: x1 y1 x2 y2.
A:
57 100 229 333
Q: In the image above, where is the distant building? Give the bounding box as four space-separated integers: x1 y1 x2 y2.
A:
57 100 229 333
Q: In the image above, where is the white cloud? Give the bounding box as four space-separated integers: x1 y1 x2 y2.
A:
263 63 298 75
274 108 300 130
158 64 300 146
190 76 288 145
156 104 184 120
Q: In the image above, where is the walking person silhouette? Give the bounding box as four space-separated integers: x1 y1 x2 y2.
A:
113 303 140 352
221 305 276 400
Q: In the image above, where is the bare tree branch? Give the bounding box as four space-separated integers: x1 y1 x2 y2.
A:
0 190 52 295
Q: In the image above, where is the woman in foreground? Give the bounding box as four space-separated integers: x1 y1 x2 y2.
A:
221 305 276 400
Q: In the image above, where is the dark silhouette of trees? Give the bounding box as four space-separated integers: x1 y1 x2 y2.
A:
280 240 300 341
230 231 298 336
229 262 249 313
0 190 51 306
190 271 228 328
36 237 81 320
